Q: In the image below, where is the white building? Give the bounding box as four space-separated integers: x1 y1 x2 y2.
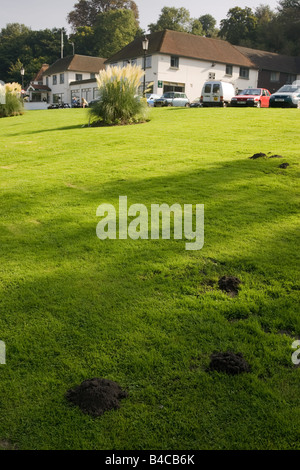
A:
105 29 259 101
42 54 106 105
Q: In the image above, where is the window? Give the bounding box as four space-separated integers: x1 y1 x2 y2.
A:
213 84 220 93
52 75 57 85
204 84 211 93
131 58 137 66
286 74 296 84
53 93 63 104
46 77 49 86
90 73 96 79
82 88 91 101
75 74 83 81
71 90 80 101
170 56 179 68
60 73 64 84
93 88 99 99
123 60 130 67
226 65 233 76
239 67 249 79
270 71 280 82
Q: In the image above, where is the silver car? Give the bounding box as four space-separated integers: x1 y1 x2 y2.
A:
154 92 190 107
269 82 300 108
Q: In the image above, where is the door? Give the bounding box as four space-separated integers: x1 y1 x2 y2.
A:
202 83 212 104
173 93 182 106
261 90 270 107
212 83 221 104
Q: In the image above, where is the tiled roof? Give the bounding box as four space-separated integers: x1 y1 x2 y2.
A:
27 83 51 92
106 30 256 68
33 64 49 82
43 55 106 76
236 46 300 74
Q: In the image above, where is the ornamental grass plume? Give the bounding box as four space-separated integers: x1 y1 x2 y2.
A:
89 64 149 126
0 82 24 118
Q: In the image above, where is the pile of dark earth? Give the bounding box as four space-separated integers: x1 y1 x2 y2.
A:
66 378 128 417
249 153 285 159
207 352 251 375
218 276 241 297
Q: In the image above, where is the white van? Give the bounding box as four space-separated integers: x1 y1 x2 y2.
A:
200 80 236 107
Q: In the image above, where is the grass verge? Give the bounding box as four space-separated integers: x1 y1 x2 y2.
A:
0 107 299 450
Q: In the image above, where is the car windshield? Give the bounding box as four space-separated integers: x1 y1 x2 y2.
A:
277 85 300 93
240 89 260 95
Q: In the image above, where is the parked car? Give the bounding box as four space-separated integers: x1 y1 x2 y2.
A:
146 93 161 107
88 99 101 108
200 80 235 107
190 98 203 108
154 92 190 107
230 88 271 107
269 83 300 108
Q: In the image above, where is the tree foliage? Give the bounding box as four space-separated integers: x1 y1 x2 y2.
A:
67 0 139 31
94 10 140 58
148 7 191 33
219 7 258 45
198 14 218 37
0 24 72 84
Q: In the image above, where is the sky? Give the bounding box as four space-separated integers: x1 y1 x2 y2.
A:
0 0 280 33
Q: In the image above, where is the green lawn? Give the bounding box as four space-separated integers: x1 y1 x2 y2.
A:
0 107 299 450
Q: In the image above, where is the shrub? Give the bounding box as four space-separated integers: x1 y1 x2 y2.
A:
89 64 149 126
0 83 24 118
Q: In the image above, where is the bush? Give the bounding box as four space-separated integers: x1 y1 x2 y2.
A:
89 64 149 126
0 83 24 118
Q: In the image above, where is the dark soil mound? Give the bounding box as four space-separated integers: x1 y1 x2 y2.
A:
269 154 283 158
249 152 267 159
279 162 289 169
208 352 251 375
66 378 128 417
218 276 241 297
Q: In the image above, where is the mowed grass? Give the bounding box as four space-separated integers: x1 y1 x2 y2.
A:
0 107 299 450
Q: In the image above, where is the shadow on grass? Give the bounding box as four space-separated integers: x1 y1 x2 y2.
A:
4 124 88 137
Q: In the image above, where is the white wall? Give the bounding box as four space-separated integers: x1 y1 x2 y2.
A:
153 54 258 101
24 102 48 110
44 71 95 104
109 54 258 101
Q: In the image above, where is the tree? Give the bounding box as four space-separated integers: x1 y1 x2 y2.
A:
277 0 300 11
67 0 139 31
148 7 191 33
252 5 278 51
190 19 203 36
198 14 218 37
219 7 258 46
0 24 72 85
276 0 300 54
94 9 139 58
69 26 97 56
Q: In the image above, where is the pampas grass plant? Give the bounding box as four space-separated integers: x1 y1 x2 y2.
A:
89 64 149 126
0 82 24 118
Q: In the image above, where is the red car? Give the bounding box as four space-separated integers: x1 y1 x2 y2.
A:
230 88 271 108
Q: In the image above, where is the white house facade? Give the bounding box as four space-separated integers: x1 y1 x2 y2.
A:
41 55 106 105
106 30 259 101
